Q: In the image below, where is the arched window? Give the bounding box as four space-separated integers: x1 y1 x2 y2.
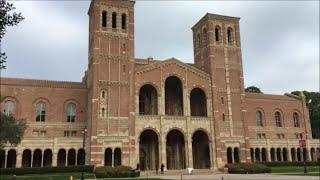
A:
293 112 300 127
215 26 221 42
36 102 46 122
112 12 117 29
102 11 107 27
121 14 126 30
67 103 76 123
4 100 14 116
101 91 106 99
190 88 207 117
275 111 282 127
139 84 158 115
256 111 263 126
227 27 233 44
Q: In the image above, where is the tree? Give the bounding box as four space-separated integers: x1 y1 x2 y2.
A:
0 113 27 149
0 0 24 69
291 91 320 139
245 86 263 93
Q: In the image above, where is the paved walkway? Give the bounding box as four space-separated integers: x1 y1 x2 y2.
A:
149 174 319 180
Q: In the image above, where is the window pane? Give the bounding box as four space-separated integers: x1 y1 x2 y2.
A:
4 101 14 115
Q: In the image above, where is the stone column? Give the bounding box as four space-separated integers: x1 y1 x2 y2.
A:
41 151 44 167
186 121 193 169
52 153 57 167
112 152 114 167
209 141 214 169
300 148 304 161
65 151 68 166
30 151 34 167
288 149 292 162
160 135 167 170
252 149 256 162
231 148 234 163
259 149 262 162
279 149 283 162
307 149 311 162
4 151 8 168
75 151 78 166
266 149 270 162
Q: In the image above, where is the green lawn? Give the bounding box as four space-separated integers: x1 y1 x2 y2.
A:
271 166 320 174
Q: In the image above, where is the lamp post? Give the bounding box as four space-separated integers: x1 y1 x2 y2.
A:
81 127 87 180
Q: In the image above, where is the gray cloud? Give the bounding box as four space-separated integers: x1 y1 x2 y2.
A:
2 1 319 94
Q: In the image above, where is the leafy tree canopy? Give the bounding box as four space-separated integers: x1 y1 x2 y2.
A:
0 0 24 69
291 91 320 139
245 86 263 93
0 113 27 149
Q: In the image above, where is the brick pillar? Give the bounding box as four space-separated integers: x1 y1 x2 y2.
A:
160 137 167 170
186 136 193 168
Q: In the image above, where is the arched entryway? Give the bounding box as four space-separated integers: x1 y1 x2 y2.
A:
139 129 159 170
6 149 16 168
233 147 240 163
139 84 158 115
165 76 184 116
104 148 112 166
22 149 31 167
67 149 76 166
227 147 233 164
282 148 288 162
166 129 186 169
192 130 210 169
77 149 85 165
270 148 275 162
190 88 207 117
276 148 281 161
114 148 122 167
43 149 52 167
255 148 261 162
261 148 267 162
0 149 5 168
291 148 296 161
57 149 66 166
32 149 42 167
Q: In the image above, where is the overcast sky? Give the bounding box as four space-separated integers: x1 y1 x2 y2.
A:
2 1 319 94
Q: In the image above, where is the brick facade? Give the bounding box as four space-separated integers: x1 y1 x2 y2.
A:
0 0 319 170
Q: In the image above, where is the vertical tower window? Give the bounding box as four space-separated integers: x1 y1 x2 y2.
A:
112 12 117 29
197 33 201 48
222 113 225 121
215 26 221 42
66 103 76 123
227 27 233 44
275 111 282 127
121 14 126 30
102 11 107 28
256 111 263 126
221 97 224 104
293 112 300 127
3 100 14 116
101 91 106 99
36 102 46 122
101 108 106 118
202 28 207 46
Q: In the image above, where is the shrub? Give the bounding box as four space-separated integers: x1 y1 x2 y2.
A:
94 166 140 178
226 163 271 174
261 161 320 167
0 165 94 175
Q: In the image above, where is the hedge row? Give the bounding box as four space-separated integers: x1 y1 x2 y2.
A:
94 166 140 178
0 165 94 175
226 163 271 174
260 161 320 167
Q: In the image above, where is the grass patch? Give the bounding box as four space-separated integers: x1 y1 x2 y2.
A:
271 166 320 173
281 172 320 176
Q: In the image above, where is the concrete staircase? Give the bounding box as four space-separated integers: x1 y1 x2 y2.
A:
140 169 220 177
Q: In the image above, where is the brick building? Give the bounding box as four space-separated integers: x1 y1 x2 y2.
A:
0 0 319 170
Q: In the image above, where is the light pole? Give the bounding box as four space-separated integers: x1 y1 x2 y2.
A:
81 127 87 180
